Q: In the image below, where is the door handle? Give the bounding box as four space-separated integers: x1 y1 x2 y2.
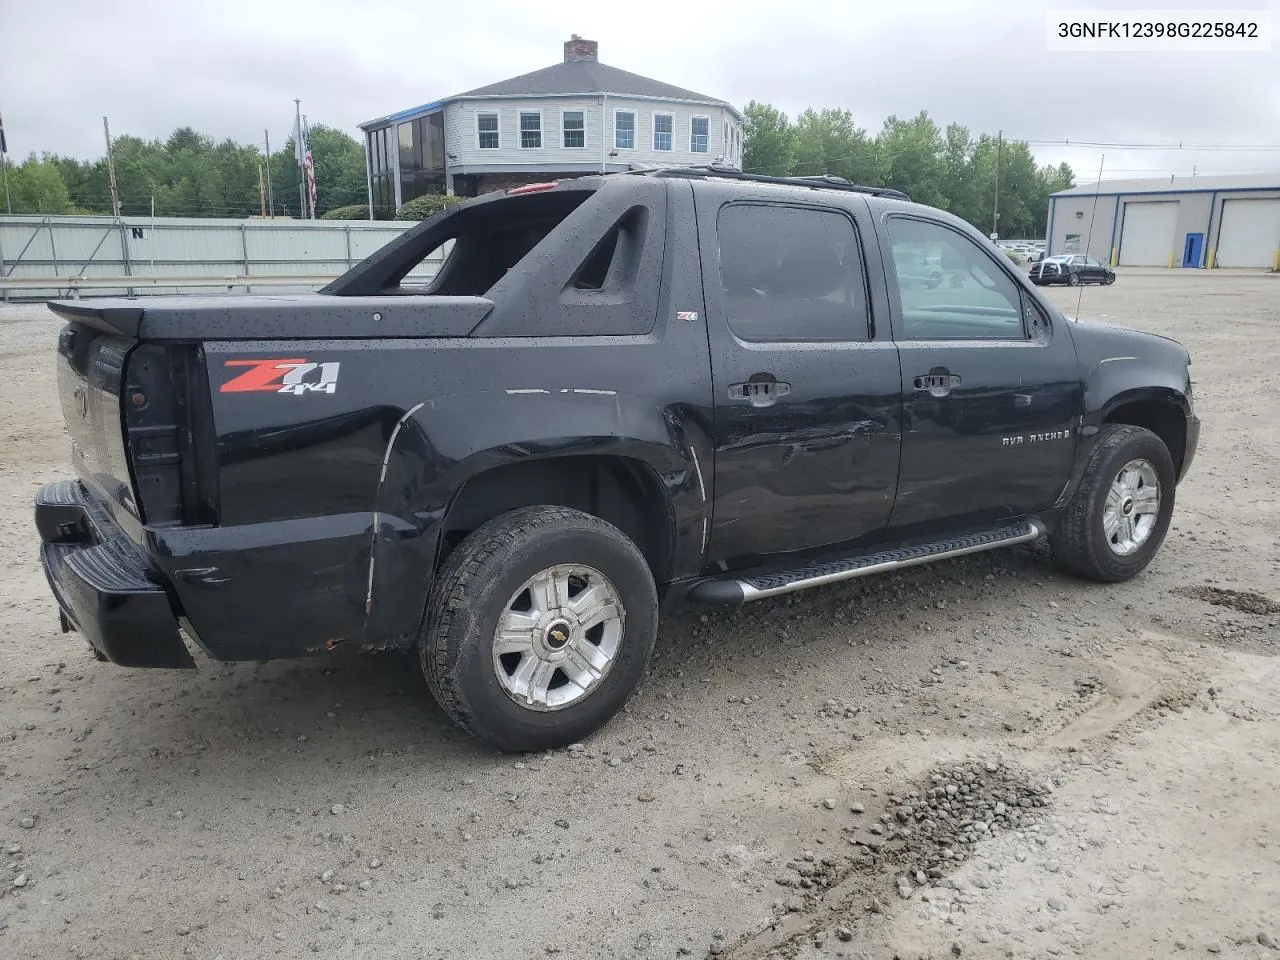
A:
729 376 791 408
913 372 961 397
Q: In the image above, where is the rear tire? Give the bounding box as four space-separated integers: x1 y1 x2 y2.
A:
1051 424 1176 582
1067 273 1080 286
419 506 658 752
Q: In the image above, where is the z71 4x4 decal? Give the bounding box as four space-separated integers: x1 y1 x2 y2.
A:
220 359 341 396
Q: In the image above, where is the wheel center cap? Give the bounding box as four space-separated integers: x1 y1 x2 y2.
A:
1122 498 1134 517
544 621 572 651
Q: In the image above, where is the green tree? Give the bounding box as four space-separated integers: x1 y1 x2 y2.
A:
876 111 946 208
7 154 74 214
790 108 884 185
270 125 366 218
741 101 795 176
940 123 979 223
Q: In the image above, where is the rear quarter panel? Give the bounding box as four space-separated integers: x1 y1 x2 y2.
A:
163 180 717 660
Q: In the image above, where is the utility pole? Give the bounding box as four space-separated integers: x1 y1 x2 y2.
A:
258 163 266 216
293 99 306 219
264 129 275 216
103 116 122 218
991 129 1002 240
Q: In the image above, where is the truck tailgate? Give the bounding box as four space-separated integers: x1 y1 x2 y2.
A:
55 323 142 529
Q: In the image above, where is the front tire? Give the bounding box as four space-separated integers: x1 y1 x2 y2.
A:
1051 424 1176 582
1067 273 1080 286
420 506 658 752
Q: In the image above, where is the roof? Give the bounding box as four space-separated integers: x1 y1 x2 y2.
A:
1053 172 1280 197
450 58 730 106
360 58 739 129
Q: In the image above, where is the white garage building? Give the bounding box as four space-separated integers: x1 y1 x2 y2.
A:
1046 173 1280 270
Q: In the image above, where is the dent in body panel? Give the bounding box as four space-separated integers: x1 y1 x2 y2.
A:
151 512 376 661
360 387 713 651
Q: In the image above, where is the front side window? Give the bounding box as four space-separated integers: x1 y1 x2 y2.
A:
691 116 709 153
886 217 1028 341
653 113 673 151
477 113 499 150
563 111 585 148
717 203 871 343
615 111 635 149
519 112 542 149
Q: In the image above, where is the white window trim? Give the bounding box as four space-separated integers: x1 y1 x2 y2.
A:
613 108 637 151
561 108 587 150
651 111 674 152
518 108 544 150
475 111 500 150
690 114 710 154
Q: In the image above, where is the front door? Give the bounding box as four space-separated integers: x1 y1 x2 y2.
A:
879 215 1082 535
1078 255 1107 281
1182 232 1204 268
695 189 903 569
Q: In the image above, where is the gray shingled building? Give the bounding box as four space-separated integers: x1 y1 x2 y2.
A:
1047 173 1280 270
359 36 743 212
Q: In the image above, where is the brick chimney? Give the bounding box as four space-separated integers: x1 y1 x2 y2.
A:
563 34 598 62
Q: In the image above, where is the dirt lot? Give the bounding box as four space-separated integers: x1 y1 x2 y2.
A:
1 272 1278 960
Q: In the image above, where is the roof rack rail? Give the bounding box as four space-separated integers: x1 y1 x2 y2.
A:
636 164 911 201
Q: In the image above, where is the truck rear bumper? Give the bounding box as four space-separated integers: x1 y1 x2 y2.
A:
35 480 195 668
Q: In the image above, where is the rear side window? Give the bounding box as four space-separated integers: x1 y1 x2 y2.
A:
717 203 871 343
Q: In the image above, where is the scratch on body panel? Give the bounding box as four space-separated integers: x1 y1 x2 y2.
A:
365 402 427 616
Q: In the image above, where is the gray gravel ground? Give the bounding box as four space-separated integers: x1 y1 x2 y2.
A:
1 271 1278 960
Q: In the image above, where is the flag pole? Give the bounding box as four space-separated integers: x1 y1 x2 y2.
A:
264 128 275 217
1 113 12 215
293 99 306 218
0 153 10 216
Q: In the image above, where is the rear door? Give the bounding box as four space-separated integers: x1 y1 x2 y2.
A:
694 184 903 569
877 212 1082 534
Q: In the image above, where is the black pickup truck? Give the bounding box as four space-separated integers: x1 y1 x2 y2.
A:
35 167 1199 751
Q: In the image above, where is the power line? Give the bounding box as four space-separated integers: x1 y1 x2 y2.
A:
1012 138 1280 152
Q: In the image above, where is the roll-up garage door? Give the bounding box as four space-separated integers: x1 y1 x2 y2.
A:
1215 199 1280 268
1118 201 1179 266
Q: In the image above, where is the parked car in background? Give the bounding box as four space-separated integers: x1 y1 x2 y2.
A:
1030 254 1115 286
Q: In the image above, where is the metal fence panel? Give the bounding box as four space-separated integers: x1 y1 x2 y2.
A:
0 215 437 300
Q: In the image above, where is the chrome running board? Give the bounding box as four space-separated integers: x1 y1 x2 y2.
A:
688 519 1047 605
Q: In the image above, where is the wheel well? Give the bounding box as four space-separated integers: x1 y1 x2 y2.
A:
1103 400 1186 474
439 456 674 584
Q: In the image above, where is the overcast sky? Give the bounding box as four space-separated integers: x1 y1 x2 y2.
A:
4 0 1279 181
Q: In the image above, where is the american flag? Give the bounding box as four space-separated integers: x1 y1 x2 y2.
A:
302 117 316 218
293 113 317 218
